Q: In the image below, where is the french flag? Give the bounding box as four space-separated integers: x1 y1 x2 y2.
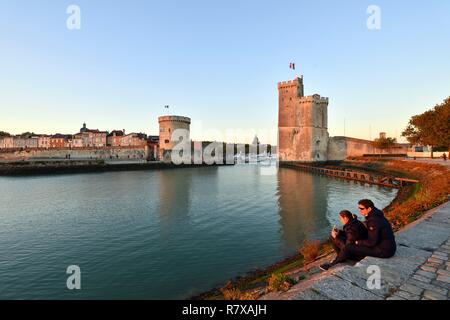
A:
289 63 296 70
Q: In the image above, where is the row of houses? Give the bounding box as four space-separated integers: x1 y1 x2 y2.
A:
0 123 158 150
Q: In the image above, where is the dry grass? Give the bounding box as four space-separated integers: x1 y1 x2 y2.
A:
239 292 261 300
220 282 242 301
363 159 450 230
219 281 262 300
299 239 321 263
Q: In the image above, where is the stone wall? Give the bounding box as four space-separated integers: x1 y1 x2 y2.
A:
328 136 409 161
0 147 148 161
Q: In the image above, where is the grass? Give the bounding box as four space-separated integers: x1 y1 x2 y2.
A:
266 273 297 293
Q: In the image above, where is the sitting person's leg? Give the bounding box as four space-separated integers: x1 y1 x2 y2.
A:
329 234 346 254
346 250 367 262
320 240 351 270
339 244 384 262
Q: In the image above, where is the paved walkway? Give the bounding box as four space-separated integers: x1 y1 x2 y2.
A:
403 158 450 168
260 201 450 300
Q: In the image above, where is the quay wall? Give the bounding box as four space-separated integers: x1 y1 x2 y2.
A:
0 160 234 176
328 136 409 161
0 147 148 161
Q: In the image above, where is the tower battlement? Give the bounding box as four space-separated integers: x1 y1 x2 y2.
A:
277 76 303 89
278 76 304 98
299 94 329 104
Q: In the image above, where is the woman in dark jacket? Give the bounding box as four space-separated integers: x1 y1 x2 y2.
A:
328 210 368 261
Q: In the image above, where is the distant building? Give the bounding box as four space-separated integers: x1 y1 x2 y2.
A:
38 135 51 149
252 135 260 146
50 134 67 149
147 135 160 160
1 123 154 151
410 145 432 153
107 130 125 147
13 136 38 149
121 133 147 147
0 137 14 149
75 123 108 147
66 135 83 148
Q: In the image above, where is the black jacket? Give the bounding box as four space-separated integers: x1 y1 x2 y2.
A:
357 207 396 257
335 216 368 250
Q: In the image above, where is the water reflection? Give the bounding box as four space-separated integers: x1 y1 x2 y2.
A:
277 168 330 251
158 169 193 226
157 167 221 226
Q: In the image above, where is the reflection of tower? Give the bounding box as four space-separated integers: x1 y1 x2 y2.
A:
158 169 193 226
276 168 329 251
278 76 329 162
158 116 191 162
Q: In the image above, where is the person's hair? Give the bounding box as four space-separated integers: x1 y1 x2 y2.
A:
339 210 354 220
358 199 375 209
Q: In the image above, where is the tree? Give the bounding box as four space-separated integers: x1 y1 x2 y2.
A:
402 97 450 157
19 132 35 138
373 136 397 150
0 131 11 137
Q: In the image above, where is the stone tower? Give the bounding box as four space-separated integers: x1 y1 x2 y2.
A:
278 76 329 162
158 115 191 162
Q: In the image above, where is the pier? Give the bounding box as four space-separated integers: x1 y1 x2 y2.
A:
281 162 419 189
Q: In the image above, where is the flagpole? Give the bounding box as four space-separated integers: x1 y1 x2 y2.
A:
289 62 296 77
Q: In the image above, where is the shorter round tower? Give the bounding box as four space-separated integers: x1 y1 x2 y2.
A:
158 116 191 162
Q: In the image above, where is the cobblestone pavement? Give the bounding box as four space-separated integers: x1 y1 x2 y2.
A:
388 238 450 300
260 201 450 300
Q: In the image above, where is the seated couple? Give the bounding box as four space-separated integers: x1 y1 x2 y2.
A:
320 199 397 271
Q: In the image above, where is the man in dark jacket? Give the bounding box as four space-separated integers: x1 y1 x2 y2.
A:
320 199 396 271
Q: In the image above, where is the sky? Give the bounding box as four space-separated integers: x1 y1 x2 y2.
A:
0 0 449 144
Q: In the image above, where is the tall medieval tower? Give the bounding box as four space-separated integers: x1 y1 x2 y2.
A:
278 76 329 162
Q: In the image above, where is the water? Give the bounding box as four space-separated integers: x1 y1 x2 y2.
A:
0 164 397 299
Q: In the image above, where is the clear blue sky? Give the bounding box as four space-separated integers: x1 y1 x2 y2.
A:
1 0 449 144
